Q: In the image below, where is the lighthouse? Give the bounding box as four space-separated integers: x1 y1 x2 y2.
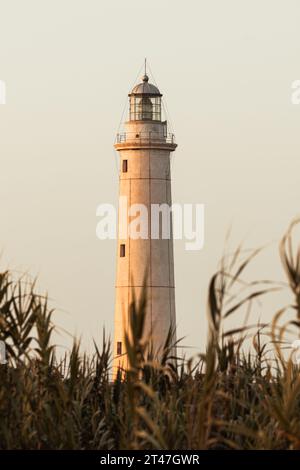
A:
113 68 177 374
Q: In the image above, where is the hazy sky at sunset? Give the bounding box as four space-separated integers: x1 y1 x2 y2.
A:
0 0 299 354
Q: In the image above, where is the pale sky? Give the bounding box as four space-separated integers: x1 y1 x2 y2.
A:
0 0 299 355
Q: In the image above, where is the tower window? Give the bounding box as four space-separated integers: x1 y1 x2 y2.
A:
122 159 128 173
120 244 125 257
117 341 122 355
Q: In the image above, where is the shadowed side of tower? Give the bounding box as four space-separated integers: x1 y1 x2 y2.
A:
113 72 177 376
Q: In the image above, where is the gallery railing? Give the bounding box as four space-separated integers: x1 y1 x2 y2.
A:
116 131 176 145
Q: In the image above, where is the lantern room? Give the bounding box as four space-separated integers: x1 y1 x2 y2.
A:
129 74 162 121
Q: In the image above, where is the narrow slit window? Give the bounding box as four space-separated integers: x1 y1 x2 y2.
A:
120 244 125 257
117 341 122 355
122 159 128 173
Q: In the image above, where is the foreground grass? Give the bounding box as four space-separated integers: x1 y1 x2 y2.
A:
0 220 300 450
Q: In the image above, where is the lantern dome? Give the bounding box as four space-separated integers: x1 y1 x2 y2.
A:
129 74 162 97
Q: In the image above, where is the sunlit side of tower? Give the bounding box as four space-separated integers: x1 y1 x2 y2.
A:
113 71 177 374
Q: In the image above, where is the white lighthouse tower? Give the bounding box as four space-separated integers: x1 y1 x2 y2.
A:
113 68 177 374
